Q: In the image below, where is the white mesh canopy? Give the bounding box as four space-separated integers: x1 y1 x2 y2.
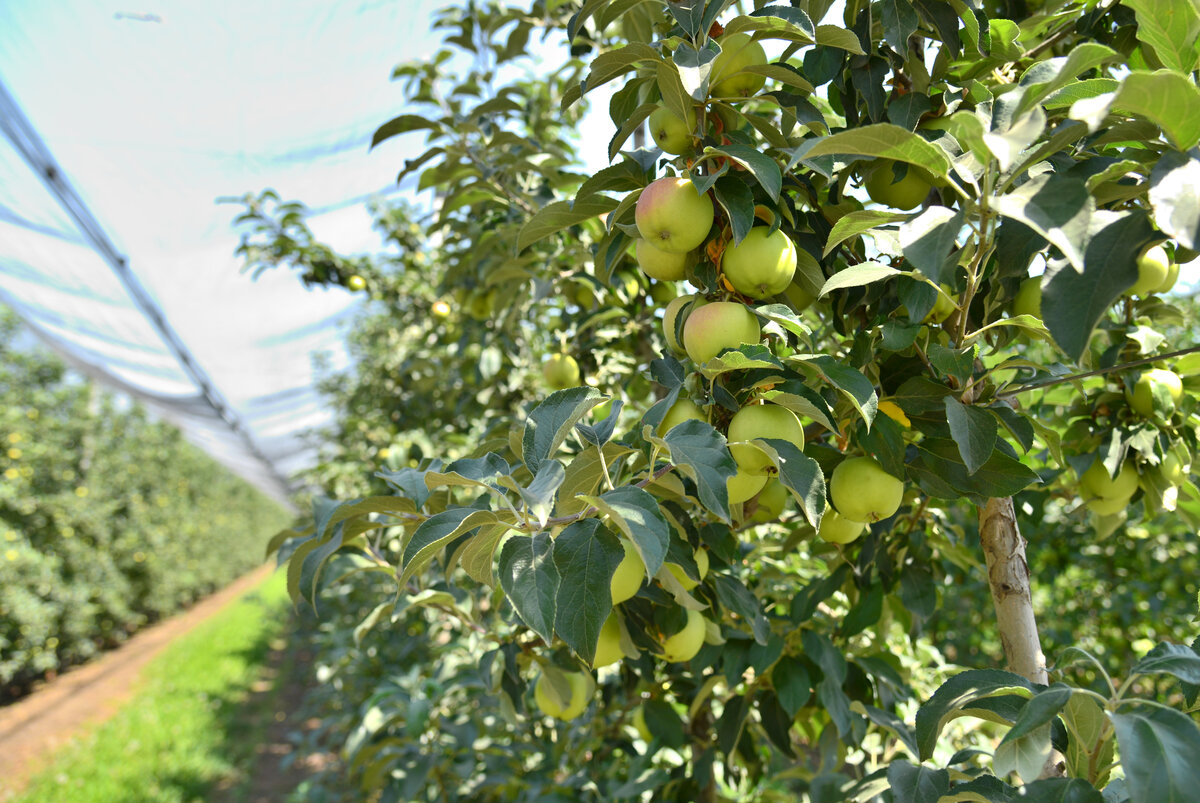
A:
0 2 449 505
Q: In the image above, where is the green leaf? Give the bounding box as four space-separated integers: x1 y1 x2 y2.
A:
552 519 623 665
878 0 920 55
1014 43 1119 117
656 59 694 122
1043 209 1155 362
1110 70 1200 151
992 174 1094 272
713 575 770 645
911 438 1040 501
982 107 1047 173
824 210 912 256
458 523 511 586
712 175 756 245
664 419 737 523
1149 149 1200 251
516 196 620 253
818 262 902 296
994 723 1053 784
751 303 812 339
498 531 560 644
400 509 500 587
1001 684 1073 746
1017 779 1105 803
517 461 566 528
581 485 670 580
887 760 949 803
370 113 442 149
1112 704 1200 803
672 41 719 99
792 355 879 426
900 206 964 284
803 123 952 177
757 439 826 527
1123 0 1200 74
579 43 663 98
707 145 783 201
773 656 812 716
1130 642 1200 685
944 397 998 476
523 387 605 475
915 669 1034 759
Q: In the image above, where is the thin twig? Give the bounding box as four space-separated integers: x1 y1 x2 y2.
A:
996 343 1200 399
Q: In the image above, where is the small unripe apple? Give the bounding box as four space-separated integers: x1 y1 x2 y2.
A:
636 238 694 281
611 541 646 604
658 397 705 436
592 612 626 668
829 456 904 523
817 509 866 544
666 547 709 591
782 281 815 312
727 466 768 504
710 33 767 97
648 105 696 155
923 284 956 323
543 354 581 390
467 288 496 320
1128 245 1171 297
750 478 789 522
534 671 590 720
727 403 805 474
721 227 797 299
1012 276 1042 319
1080 458 1139 513
662 295 707 355
347 274 367 291
636 177 715 254
1127 368 1184 417
431 299 452 318
864 160 933 210
682 301 761 363
649 281 678 305
659 608 707 663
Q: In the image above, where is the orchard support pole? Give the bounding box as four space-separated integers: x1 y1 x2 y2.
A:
979 497 1048 685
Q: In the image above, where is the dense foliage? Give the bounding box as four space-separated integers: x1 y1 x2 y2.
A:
245 0 1200 800
0 309 290 698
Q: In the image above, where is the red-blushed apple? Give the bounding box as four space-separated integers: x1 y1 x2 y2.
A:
727 402 804 474
636 177 714 254
636 238 695 281
710 33 767 97
648 105 696 154
829 456 904 523
722 227 797 299
682 301 760 363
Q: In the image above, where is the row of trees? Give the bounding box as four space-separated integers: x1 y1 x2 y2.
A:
0 309 290 698
243 0 1200 800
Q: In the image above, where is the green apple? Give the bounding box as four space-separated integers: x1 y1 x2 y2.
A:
636 177 715 254
543 354 581 389
829 456 904 523
727 403 804 474
1156 260 1180 294
592 612 626 668
658 398 706 436
648 105 696 155
666 547 709 591
636 238 694 281
749 478 789 522
923 284 956 324
573 283 596 309
1127 368 1184 417
662 294 707 355
467 288 496 320
721 227 798 299
1012 276 1043 319
710 33 767 97
611 541 646 604
864 160 933 210
782 281 815 312
727 466 768 504
817 509 866 544
649 280 678 305
347 274 367 291
659 608 707 663
1080 458 1138 514
1128 245 1170 297
534 671 590 720
431 299 452 318
682 301 761 363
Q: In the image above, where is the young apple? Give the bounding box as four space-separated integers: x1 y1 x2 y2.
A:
648 105 696 155
727 402 804 474
710 33 767 97
682 301 761 363
636 177 714 254
721 227 797 299
829 456 904 523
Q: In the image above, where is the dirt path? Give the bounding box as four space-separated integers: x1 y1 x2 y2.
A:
0 563 276 797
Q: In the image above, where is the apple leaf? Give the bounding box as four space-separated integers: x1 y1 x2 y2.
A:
803 123 952 177
664 419 736 523
899 205 964 284
578 485 669 580
792 355 878 427
772 657 812 716
1121 0 1200 75
824 209 912 256
523 386 605 475
370 113 443 150
457 523 510 586
1110 70 1200 151
992 173 1094 272
552 519 622 665
1129 642 1200 685
994 723 1053 785
915 669 1034 760
878 0 920 55
944 397 997 476
671 41 719 100
886 761 949 803
818 261 902 296
910 437 1039 502
1149 149 1200 251
1112 704 1200 803
709 145 783 203
711 174 756 244
400 508 500 588
517 196 620 253
754 439 826 528
1013 42 1119 118
498 531 560 644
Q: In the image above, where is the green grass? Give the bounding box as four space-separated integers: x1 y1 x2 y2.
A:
12 570 294 803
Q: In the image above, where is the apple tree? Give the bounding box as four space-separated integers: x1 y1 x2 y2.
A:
260 0 1200 800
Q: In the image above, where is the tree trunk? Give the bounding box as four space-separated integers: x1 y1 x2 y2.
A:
979 497 1047 684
